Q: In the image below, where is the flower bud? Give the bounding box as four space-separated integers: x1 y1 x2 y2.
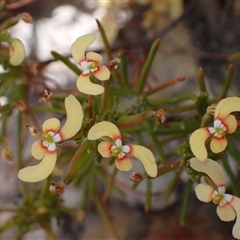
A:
49 182 65 195
130 172 144 182
108 58 121 70
18 12 32 23
26 124 39 137
154 109 165 123
15 100 26 111
38 90 53 103
1 146 13 164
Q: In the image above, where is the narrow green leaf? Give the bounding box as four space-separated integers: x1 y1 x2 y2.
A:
180 179 192 226
51 51 81 75
118 51 130 90
136 39 160 93
221 64 234 98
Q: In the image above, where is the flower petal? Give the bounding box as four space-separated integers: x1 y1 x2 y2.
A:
130 145 157 177
42 118 60 133
195 183 214 202
76 74 104 96
223 114 238 134
31 140 46 160
87 121 121 140
93 66 110 81
98 141 112 158
230 197 240 239
86 52 102 64
18 152 57 182
217 204 236 222
189 128 210 161
190 158 226 186
71 34 96 63
215 97 240 119
210 136 227 154
9 38 26 66
115 155 133 171
58 95 83 140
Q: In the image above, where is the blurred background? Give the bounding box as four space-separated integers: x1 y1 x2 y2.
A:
1 0 240 239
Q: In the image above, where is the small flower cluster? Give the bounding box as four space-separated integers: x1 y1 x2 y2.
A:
189 97 240 239
18 34 158 183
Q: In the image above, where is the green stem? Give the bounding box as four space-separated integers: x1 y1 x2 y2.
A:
102 167 118 202
101 80 109 112
145 178 152 212
96 19 123 87
63 140 90 185
221 64 234 98
147 76 185 95
143 122 166 164
88 95 94 119
221 156 240 197
227 138 240 167
17 111 22 170
135 39 161 93
180 179 192 226
147 93 197 106
197 67 207 92
94 190 121 240
119 51 130 90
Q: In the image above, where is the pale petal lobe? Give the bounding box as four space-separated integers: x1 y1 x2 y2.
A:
130 145 157 177
210 137 227 154
9 38 26 66
71 34 96 63
189 128 210 161
87 121 121 140
115 156 133 171
59 95 83 140
217 204 236 222
18 152 57 182
42 118 60 133
98 142 112 158
190 158 226 186
195 183 214 203
31 140 46 160
76 75 104 96
93 66 110 81
215 97 240 119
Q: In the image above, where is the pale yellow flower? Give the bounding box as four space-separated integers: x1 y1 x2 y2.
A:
71 34 110 95
18 95 83 182
190 97 240 161
87 121 157 177
190 157 240 239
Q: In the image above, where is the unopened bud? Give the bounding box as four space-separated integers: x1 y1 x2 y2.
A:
108 58 121 70
49 182 65 195
1 146 13 164
15 100 26 111
18 12 32 23
154 109 165 123
206 106 216 115
130 172 144 182
26 124 39 137
38 90 53 103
